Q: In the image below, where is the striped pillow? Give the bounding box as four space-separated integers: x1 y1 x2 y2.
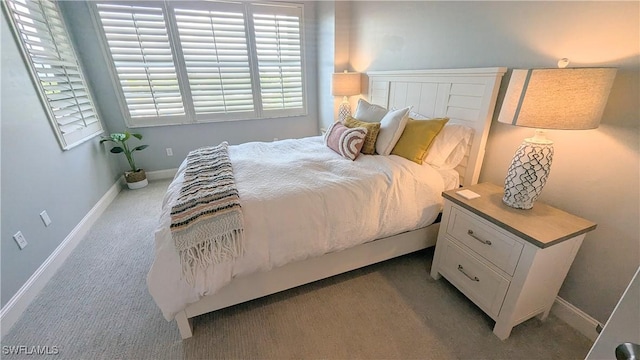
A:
324 122 368 160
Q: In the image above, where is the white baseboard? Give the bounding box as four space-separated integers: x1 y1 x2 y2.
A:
551 296 602 341
0 181 122 338
146 168 178 181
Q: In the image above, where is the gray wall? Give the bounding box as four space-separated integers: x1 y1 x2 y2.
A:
62 2 319 173
1 17 119 307
316 1 358 129
348 1 640 323
316 1 336 129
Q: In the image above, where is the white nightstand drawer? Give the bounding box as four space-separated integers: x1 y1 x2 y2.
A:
446 207 523 275
439 240 510 318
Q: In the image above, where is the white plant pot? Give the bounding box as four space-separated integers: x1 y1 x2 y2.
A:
127 178 148 190
125 169 148 190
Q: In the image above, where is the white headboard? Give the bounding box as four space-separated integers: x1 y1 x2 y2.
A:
366 67 506 187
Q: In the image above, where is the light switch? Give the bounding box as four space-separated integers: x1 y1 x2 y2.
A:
40 210 52 227
13 231 27 249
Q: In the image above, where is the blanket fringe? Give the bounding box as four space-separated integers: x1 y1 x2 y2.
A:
179 229 245 285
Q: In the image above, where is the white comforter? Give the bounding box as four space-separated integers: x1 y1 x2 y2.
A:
147 136 447 320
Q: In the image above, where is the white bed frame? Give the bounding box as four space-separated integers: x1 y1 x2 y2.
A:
174 67 507 339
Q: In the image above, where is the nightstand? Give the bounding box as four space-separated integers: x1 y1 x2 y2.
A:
430 182 596 340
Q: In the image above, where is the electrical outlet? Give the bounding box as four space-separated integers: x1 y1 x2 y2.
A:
166 148 173 156
13 231 27 250
273 138 279 141
40 210 52 227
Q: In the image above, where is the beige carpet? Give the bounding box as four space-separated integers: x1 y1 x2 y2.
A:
1 179 593 359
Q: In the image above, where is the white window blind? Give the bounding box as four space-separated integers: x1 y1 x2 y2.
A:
252 5 303 114
92 1 306 127
174 5 255 120
95 3 186 123
4 0 104 150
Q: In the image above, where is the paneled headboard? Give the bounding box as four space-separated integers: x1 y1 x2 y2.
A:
367 67 506 187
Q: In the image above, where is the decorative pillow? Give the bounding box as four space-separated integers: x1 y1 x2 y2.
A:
353 99 388 123
375 106 410 156
392 107 429 120
425 124 474 169
391 118 449 164
323 122 367 161
408 111 430 120
343 116 380 155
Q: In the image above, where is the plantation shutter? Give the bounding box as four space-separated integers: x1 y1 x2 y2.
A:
173 4 256 121
251 4 304 115
4 0 104 149
95 3 186 125
90 1 307 126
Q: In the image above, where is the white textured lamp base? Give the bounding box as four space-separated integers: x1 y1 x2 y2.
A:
503 138 554 209
337 98 351 123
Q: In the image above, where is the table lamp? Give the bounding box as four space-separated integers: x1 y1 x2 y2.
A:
497 66 617 209
332 70 361 122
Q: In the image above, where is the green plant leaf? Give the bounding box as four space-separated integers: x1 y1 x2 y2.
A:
132 133 143 140
110 147 124 153
133 144 149 151
122 132 131 141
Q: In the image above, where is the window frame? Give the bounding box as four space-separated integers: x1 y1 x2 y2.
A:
90 0 307 128
3 0 105 150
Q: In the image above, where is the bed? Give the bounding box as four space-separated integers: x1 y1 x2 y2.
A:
147 67 507 339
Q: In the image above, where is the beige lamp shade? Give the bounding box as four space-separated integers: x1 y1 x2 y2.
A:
499 67 617 209
332 72 361 96
498 68 617 130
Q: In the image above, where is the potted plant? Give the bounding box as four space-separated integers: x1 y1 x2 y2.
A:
100 131 149 189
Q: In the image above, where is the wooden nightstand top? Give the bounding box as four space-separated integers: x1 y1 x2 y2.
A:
442 183 597 248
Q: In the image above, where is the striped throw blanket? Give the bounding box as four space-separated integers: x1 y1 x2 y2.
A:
170 142 245 284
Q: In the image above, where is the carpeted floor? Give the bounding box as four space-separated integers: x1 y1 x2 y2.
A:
1 179 594 359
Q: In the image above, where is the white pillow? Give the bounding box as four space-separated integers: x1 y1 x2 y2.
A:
375 107 410 155
408 111 430 120
424 124 473 169
354 99 388 123
391 107 428 120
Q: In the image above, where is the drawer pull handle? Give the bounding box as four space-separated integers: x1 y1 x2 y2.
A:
458 265 480 282
467 230 492 245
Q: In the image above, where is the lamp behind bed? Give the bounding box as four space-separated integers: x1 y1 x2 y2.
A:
332 70 361 122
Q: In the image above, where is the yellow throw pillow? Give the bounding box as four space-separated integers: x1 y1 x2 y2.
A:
343 116 381 155
391 118 449 164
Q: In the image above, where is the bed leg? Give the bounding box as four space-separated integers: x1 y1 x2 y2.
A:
537 307 552 321
175 311 193 339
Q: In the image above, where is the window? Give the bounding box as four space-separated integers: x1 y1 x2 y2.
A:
252 4 304 112
93 1 305 127
95 3 185 122
173 4 254 121
3 0 104 149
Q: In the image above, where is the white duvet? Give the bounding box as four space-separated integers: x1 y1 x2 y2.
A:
147 136 448 320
